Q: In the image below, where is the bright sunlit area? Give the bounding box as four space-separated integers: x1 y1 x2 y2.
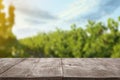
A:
0 0 120 58
4 0 120 39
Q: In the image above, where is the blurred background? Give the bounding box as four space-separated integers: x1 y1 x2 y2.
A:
0 0 120 58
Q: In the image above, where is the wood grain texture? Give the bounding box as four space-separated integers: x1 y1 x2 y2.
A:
0 58 120 80
62 58 120 78
0 58 62 78
0 58 25 75
31 58 62 77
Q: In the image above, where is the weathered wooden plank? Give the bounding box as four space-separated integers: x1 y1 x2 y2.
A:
0 78 61 80
0 58 39 77
0 58 25 75
0 58 120 80
62 78 120 80
62 58 120 79
31 58 62 77
1 78 120 80
0 58 62 80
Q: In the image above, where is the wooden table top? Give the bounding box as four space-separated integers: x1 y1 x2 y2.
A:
0 58 120 80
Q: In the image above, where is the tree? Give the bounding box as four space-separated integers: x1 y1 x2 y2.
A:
0 0 16 57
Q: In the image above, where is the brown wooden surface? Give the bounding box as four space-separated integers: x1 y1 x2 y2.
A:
0 58 62 78
62 58 120 80
0 58 25 75
0 58 120 80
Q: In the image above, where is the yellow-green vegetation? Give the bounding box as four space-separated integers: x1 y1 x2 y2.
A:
20 17 120 58
0 0 29 57
0 0 120 58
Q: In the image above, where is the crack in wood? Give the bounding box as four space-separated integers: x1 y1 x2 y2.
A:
0 59 26 75
61 58 64 78
0 58 120 80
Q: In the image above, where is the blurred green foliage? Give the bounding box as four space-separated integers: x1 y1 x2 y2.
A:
20 17 120 58
0 0 120 58
0 0 29 57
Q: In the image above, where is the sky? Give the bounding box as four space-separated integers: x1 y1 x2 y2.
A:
4 0 120 39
